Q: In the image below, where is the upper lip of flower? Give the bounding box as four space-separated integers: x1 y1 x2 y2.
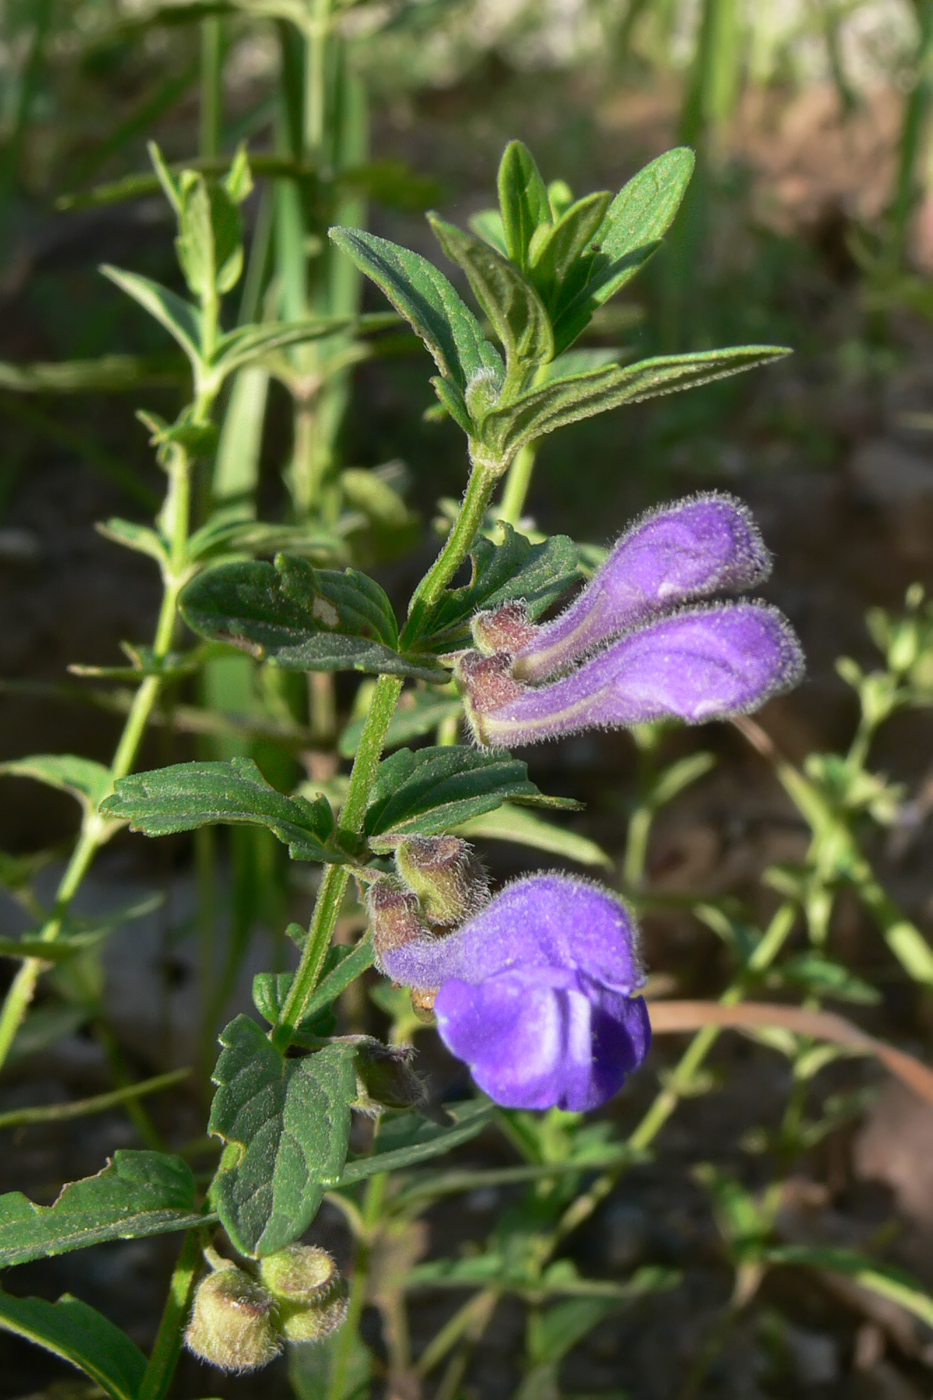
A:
457 493 804 748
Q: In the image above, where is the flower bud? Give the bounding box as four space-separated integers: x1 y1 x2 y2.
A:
258 1245 348 1345
395 836 489 928
455 650 526 744
346 1034 450 1122
185 1263 281 1372
366 878 431 969
471 601 538 657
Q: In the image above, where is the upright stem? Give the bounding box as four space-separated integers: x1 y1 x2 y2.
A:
273 459 501 1051
138 1231 204 1400
496 442 537 530
325 1173 387 1400
0 436 199 1074
199 17 224 162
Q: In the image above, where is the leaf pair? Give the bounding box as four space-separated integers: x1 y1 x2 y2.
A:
330 142 789 462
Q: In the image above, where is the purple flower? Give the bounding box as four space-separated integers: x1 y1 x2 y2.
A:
459 493 803 747
376 874 650 1112
513 493 772 682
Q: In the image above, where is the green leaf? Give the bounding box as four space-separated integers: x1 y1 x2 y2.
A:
328 228 501 392
338 1099 493 1184
553 147 695 351
528 190 612 315
100 265 202 363
0 755 112 813
96 517 168 564
10 1006 90 1062
774 954 881 1005
0 1151 203 1267
763 1245 933 1332
0 354 183 394
527 1297 623 1366
428 215 554 370
481 346 791 458
289 1324 374 1400
175 172 243 299
0 892 163 964
253 937 375 1032
102 758 339 861
0 1293 146 1400
209 1015 357 1256
364 746 570 839
497 141 551 271
455 804 610 868
339 689 461 757
470 206 508 255
212 317 353 377
413 524 583 653
181 556 446 681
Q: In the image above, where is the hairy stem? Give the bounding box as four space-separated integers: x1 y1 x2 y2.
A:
139 1230 205 1400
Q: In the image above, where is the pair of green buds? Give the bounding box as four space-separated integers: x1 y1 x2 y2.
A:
365 835 490 1003
185 1245 348 1372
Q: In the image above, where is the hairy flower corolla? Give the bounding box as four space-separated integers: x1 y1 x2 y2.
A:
375 873 649 1112
458 493 804 747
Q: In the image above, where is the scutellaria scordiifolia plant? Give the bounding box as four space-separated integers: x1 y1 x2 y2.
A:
2 135 850 1398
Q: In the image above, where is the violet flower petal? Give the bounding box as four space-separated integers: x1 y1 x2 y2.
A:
466 601 803 748
377 874 650 1112
515 493 772 682
436 975 651 1111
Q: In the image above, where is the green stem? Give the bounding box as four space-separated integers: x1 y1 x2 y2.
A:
199 17 224 162
325 1173 386 1400
271 673 402 1051
496 442 536 529
139 1231 205 1400
0 434 201 1074
400 463 499 648
0 1069 188 1132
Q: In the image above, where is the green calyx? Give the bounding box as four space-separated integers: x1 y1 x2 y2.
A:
258 1246 349 1344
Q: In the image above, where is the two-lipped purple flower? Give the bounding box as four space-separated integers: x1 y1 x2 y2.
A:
376 874 650 1112
458 493 804 746
375 495 804 1114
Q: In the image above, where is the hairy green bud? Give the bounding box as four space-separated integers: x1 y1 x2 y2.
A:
394 835 489 928
185 1263 281 1373
259 1245 349 1344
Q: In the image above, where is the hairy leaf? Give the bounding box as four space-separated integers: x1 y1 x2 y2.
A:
101 265 202 363
413 525 583 653
0 755 112 813
481 346 790 457
0 1293 146 1400
102 757 339 861
253 937 375 1033
365 746 575 839
181 557 445 681
497 141 551 271
328 228 501 391
338 1099 493 1184
0 1151 202 1267
528 190 612 315
209 1015 356 1256
428 215 553 370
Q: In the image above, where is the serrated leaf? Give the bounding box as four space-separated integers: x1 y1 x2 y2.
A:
481 346 790 458
454 804 609 867
181 557 445 681
338 1099 493 1184
209 1015 357 1256
0 755 112 813
553 147 695 352
413 525 583 654
102 757 339 861
253 937 374 1031
428 215 553 370
0 1293 146 1400
0 1151 202 1267
328 228 501 392
364 746 567 838
498 141 551 271
528 190 612 315
101 265 202 363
